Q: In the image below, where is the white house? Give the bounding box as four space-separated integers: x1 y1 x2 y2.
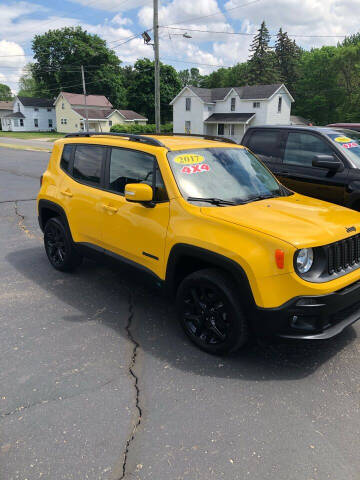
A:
1 96 56 132
170 83 294 143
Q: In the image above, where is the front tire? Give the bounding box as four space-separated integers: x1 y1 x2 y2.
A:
44 217 82 272
176 268 248 355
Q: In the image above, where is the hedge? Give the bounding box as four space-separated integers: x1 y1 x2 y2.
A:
110 123 173 134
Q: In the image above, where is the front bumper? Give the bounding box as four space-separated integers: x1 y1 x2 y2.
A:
253 279 360 339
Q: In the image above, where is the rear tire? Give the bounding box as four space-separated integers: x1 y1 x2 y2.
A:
176 268 248 355
44 217 82 272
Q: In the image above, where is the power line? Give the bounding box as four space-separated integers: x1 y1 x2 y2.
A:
165 26 348 38
161 57 234 68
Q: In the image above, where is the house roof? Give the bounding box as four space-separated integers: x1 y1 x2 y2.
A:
117 110 147 120
173 83 290 104
73 108 148 121
204 113 255 123
3 111 25 119
61 91 113 108
0 101 13 110
17 96 54 107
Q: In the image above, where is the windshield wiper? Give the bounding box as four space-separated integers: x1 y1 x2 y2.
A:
245 193 279 203
187 196 237 206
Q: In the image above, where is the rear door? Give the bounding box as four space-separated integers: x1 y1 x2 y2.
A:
279 131 349 204
59 143 106 245
244 129 284 175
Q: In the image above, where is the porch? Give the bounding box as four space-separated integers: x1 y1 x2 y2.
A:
204 113 255 143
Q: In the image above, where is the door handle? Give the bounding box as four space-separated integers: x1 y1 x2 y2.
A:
102 204 118 213
60 189 73 197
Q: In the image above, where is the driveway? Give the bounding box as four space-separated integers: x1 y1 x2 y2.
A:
1 147 360 480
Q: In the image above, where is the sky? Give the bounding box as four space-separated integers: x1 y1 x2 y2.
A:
1 0 359 93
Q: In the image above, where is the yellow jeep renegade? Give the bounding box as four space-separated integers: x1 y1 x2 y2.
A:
37 133 360 354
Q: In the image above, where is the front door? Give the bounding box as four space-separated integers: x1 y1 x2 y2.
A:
100 146 170 277
277 131 349 204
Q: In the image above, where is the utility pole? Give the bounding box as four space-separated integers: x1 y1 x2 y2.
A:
81 65 89 132
153 0 161 133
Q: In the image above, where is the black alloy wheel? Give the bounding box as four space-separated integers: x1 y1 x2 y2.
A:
44 217 82 272
176 268 248 355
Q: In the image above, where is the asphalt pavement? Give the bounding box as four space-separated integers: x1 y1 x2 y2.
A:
1 145 360 480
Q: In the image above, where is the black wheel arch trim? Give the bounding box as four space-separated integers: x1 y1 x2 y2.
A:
165 243 256 310
38 199 72 239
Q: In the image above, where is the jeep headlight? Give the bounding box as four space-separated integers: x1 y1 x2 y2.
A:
295 248 314 274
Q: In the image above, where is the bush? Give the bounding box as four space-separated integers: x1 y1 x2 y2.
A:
110 123 173 134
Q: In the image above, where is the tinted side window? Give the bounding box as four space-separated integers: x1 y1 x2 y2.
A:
284 132 334 167
247 130 281 162
109 148 168 202
60 144 72 172
73 145 105 185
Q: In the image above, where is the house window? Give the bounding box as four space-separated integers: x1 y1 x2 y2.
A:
34 119 38 127
47 108 52 112
61 118 68 125
208 105 213 112
218 124 225 135
14 119 19 127
48 119 53 128
231 98 236 111
278 97 282 113
185 121 191 133
17 103 20 112
230 124 235 136
20 119 24 127
253 102 260 108
34 107 39 112
109 120 112 127
62 103 65 110
185 98 191 111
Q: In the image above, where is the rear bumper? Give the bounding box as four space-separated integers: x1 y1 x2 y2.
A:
253 279 360 339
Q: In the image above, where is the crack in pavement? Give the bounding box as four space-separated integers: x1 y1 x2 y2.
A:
0 198 36 204
117 289 142 480
14 200 36 239
1 378 115 419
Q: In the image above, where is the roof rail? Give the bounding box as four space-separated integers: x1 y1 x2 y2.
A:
153 132 238 144
64 132 168 148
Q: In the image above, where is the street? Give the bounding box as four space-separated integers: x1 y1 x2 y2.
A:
1 146 360 480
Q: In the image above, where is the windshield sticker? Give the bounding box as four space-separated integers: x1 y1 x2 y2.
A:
335 136 352 143
342 142 359 149
174 154 205 165
181 164 210 174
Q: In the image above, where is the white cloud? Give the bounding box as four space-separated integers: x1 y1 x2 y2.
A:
68 0 150 13
0 41 27 93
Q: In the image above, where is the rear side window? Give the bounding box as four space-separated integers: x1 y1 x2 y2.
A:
247 130 281 163
60 144 72 172
73 145 105 185
108 148 168 202
284 132 334 167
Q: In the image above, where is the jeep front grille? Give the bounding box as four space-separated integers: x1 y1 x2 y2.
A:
327 235 360 275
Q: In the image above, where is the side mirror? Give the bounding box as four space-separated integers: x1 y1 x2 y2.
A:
125 183 153 204
312 155 342 171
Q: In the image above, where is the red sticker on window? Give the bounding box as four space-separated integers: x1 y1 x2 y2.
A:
342 142 359 149
181 164 210 174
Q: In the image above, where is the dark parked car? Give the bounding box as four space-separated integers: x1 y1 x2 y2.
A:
327 123 360 132
241 125 360 210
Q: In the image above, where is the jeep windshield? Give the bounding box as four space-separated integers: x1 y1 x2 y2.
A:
167 147 286 206
328 130 360 168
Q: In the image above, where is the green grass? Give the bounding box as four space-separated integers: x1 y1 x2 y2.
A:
0 131 64 140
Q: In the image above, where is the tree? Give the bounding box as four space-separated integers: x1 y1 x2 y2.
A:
293 47 342 124
17 64 38 97
275 28 302 93
247 21 280 84
30 26 126 106
178 68 203 87
0 83 12 101
126 58 181 123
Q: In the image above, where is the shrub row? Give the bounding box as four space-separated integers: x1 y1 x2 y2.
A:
110 123 173 134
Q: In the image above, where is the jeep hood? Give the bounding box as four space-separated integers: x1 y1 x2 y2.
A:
201 194 360 248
